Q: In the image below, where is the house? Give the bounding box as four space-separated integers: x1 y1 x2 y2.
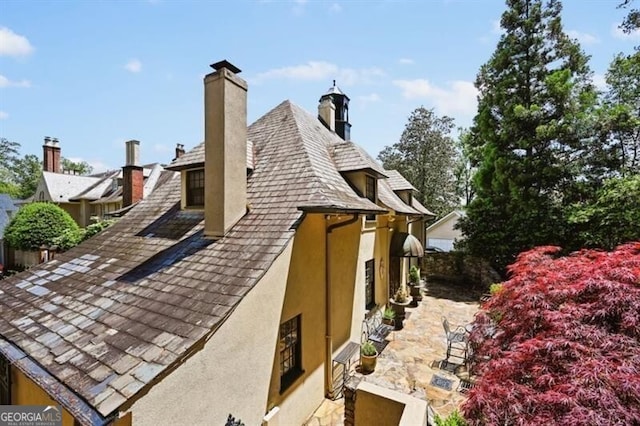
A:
0 61 433 426
425 209 465 252
0 194 18 267
31 138 174 227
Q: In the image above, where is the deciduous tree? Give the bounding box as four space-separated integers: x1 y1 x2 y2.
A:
378 107 460 217
464 243 640 425
62 157 93 175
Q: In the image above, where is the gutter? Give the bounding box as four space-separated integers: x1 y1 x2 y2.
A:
324 214 359 398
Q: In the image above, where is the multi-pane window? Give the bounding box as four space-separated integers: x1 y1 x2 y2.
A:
280 315 302 392
0 354 10 405
186 169 205 207
365 175 377 221
365 259 375 309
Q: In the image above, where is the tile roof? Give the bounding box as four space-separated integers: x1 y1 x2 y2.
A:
330 142 388 178
0 99 385 421
385 170 417 191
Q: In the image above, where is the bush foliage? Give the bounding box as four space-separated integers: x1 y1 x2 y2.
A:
464 243 640 425
5 203 79 251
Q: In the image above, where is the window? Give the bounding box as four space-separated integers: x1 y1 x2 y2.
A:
280 315 302 392
0 354 10 405
365 259 375 309
365 175 377 220
186 169 205 207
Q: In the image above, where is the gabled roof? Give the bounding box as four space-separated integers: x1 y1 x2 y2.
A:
377 179 420 215
42 172 103 203
385 169 417 192
331 142 388 178
0 99 385 422
70 171 120 201
426 209 465 230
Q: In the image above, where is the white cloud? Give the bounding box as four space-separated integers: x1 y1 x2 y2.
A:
329 3 342 13
358 93 381 104
399 58 414 65
0 111 8 120
0 74 31 88
124 59 142 73
252 61 384 85
567 30 599 45
393 78 478 117
0 27 34 57
611 22 640 40
593 73 607 91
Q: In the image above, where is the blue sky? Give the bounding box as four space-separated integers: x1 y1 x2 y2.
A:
1 0 638 173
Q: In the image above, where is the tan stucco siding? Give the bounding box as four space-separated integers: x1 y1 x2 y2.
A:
349 226 375 340
10 366 76 426
267 214 326 424
129 240 293 426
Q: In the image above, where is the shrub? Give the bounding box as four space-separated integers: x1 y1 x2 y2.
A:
4 203 80 251
83 218 116 241
409 265 420 283
435 410 467 426
361 341 377 357
464 243 640 425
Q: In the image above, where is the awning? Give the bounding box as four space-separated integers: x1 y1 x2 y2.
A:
390 232 424 257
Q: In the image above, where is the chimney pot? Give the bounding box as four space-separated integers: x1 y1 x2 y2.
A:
125 140 141 167
174 143 185 160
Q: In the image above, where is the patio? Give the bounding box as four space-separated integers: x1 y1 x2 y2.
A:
305 280 480 425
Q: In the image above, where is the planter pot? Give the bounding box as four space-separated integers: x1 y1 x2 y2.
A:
408 283 423 307
382 318 395 327
390 298 412 330
361 353 378 374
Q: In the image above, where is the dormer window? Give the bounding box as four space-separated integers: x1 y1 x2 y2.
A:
365 175 377 220
186 169 205 207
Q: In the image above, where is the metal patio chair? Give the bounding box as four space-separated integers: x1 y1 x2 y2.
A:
442 316 468 361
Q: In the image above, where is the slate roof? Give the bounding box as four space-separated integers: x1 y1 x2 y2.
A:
42 172 103 203
0 100 385 424
331 142 388 178
377 179 420 215
385 169 417 192
0 195 17 240
165 140 255 171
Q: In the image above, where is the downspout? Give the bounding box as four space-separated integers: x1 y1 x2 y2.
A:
325 213 360 398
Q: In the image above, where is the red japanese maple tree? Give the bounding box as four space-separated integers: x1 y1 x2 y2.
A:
463 243 640 425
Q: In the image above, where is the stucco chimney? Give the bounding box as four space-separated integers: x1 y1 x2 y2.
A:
318 98 336 132
122 139 143 207
42 137 61 173
204 60 247 239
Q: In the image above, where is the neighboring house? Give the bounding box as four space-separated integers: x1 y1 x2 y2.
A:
0 194 18 266
0 61 434 426
31 138 174 227
426 209 466 252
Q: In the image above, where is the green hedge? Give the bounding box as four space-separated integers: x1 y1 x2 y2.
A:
4 202 80 251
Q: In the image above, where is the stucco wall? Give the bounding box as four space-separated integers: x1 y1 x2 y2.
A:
129 240 293 426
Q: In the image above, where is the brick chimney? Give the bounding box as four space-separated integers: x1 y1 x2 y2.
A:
122 140 144 207
204 60 247 239
174 143 185 161
42 137 61 173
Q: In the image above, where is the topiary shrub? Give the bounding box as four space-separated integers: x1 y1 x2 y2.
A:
4 202 80 251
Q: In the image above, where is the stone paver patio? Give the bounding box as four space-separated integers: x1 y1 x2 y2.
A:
305 280 480 425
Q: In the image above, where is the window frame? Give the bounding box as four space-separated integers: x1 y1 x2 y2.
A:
365 259 375 310
186 169 205 208
279 314 303 392
365 175 377 221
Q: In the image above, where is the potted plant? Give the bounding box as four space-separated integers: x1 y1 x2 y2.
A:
390 285 412 330
360 341 378 374
382 307 396 327
407 265 423 307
